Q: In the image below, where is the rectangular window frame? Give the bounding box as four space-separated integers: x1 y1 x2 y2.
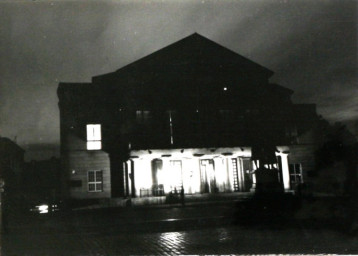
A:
136 110 151 124
289 163 303 185
88 170 103 192
86 124 102 150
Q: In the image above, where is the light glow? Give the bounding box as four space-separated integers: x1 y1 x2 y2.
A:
87 124 101 140
280 154 291 190
37 204 48 214
87 141 102 150
213 158 228 192
87 124 102 150
169 111 174 145
129 147 255 197
169 160 183 190
159 232 186 252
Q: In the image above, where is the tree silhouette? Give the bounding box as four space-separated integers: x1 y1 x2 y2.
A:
315 119 358 232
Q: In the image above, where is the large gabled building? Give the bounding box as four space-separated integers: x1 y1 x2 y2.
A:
57 33 320 202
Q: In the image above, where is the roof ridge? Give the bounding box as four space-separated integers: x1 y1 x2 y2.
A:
92 33 273 82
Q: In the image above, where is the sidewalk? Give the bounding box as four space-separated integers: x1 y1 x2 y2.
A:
72 191 254 210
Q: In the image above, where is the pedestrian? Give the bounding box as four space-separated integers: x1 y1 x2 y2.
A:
180 186 185 206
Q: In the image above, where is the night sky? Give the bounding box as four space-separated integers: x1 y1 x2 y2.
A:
0 0 357 161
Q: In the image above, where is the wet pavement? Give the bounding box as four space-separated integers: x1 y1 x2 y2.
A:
3 223 358 255
2 199 358 255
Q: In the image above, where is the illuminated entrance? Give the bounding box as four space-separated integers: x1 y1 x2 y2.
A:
169 160 183 191
127 146 292 199
151 159 164 195
200 159 216 193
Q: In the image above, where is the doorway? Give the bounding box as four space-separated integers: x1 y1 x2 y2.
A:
200 159 216 193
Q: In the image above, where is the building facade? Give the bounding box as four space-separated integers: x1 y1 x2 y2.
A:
23 157 61 204
57 33 320 200
0 137 25 192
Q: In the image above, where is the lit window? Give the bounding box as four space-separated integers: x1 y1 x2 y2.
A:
88 170 103 192
87 124 101 150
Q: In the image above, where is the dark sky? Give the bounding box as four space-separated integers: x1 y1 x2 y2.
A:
0 0 357 161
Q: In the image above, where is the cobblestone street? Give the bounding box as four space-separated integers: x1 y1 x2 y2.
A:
2 201 358 255
3 219 358 255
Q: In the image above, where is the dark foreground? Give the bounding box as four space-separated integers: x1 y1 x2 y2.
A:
2 196 358 255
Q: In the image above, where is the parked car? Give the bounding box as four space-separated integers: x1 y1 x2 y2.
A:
29 201 63 214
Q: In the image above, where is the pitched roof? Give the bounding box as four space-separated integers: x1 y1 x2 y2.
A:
92 33 274 83
0 137 25 154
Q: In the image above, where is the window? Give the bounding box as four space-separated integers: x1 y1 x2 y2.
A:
88 170 103 192
289 163 302 188
136 110 151 124
219 110 234 121
87 124 101 150
285 124 298 141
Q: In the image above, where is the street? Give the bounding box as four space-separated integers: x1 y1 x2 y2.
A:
3 223 358 255
2 200 358 255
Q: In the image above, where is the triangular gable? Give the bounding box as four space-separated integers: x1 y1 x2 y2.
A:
92 33 274 83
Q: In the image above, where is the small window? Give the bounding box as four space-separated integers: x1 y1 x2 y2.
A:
289 163 302 188
87 124 101 150
285 125 298 138
219 110 234 121
136 110 151 124
88 170 103 192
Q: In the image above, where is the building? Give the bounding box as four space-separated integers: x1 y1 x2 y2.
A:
0 137 25 193
57 33 320 202
23 157 61 204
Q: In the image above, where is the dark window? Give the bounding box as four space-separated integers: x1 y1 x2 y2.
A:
289 163 302 188
88 170 103 192
136 110 151 124
285 124 298 138
219 110 234 121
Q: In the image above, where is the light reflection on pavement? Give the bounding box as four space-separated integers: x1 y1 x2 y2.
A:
2 225 357 255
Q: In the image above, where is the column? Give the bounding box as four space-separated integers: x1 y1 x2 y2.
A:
281 154 290 191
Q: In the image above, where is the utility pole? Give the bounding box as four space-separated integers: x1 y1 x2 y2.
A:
168 111 174 145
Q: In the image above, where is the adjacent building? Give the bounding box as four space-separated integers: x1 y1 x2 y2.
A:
23 157 61 203
57 33 320 201
0 137 25 193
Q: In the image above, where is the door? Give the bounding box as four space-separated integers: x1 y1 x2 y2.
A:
151 159 163 195
169 160 183 192
200 159 216 193
240 158 253 192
